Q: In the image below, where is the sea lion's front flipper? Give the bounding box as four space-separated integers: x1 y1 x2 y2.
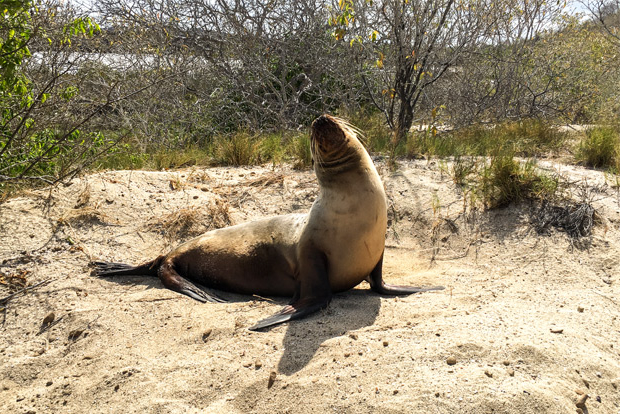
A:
158 261 226 303
367 253 445 295
249 250 332 331
248 297 330 331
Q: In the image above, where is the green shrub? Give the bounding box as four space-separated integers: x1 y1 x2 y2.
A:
576 126 619 169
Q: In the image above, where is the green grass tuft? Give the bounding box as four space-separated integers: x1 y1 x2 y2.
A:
213 132 260 166
477 154 558 209
258 133 286 165
444 155 478 187
576 126 619 169
287 134 313 169
151 147 212 170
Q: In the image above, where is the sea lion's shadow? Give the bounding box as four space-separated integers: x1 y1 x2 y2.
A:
275 289 381 375
97 276 380 375
93 275 240 303
95 275 163 292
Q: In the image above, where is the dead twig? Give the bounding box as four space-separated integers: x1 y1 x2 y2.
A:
252 294 276 303
592 290 619 307
0 278 53 306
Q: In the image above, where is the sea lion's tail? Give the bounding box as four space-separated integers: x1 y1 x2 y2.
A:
90 256 164 277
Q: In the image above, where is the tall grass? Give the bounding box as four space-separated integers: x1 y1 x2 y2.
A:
346 109 394 153
406 119 569 159
91 129 316 171
401 120 566 209
287 134 313 169
151 147 213 169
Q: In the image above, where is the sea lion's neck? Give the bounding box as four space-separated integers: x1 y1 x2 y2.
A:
314 147 366 178
314 150 383 197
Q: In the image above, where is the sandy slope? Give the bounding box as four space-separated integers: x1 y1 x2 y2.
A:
0 160 619 413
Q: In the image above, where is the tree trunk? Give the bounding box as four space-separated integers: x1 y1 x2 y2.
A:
393 98 413 148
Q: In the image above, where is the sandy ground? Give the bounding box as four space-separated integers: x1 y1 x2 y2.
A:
0 159 619 413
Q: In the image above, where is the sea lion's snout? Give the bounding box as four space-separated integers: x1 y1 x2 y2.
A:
311 114 336 131
311 114 346 156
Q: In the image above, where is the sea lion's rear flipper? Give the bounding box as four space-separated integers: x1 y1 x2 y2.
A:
249 250 331 331
367 253 445 295
90 258 161 277
158 261 226 303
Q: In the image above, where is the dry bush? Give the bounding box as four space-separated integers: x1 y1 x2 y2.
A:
532 200 596 239
531 184 600 239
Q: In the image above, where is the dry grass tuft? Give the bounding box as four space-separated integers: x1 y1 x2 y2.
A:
209 198 232 229
74 183 91 208
186 169 212 184
214 132 260 166
247 173 284 188
146 198 232 242
57 204 107 226
147 206 202 242
169 174 185 191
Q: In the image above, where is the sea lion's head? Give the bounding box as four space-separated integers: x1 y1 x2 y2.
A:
310 114 364 172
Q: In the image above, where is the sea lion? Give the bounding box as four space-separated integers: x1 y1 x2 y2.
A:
91 114 444 330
